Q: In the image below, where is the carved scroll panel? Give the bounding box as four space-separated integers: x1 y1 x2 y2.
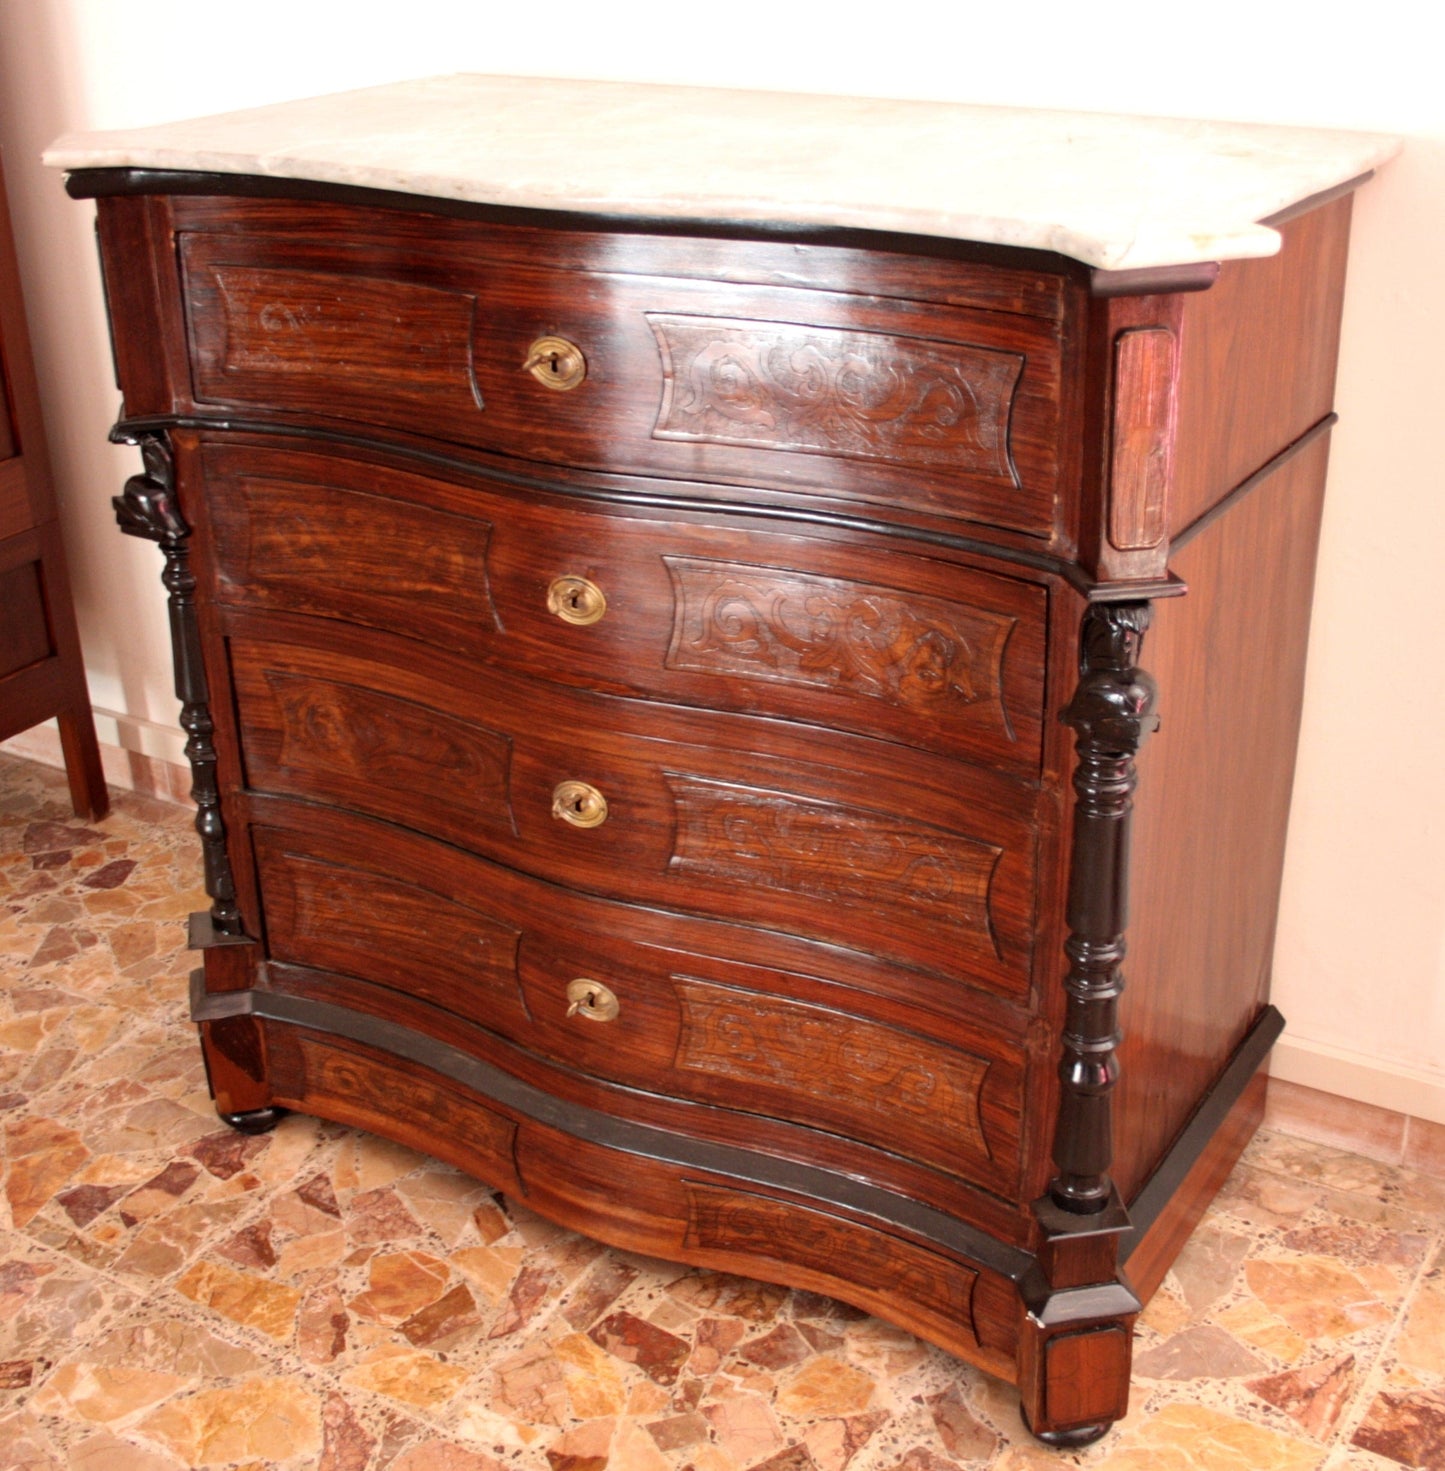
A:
1108 327 1178 553
649 313 1023 483
270 673 509 818
664 557 1016 732
282 1031 520 1185
211 469 501 649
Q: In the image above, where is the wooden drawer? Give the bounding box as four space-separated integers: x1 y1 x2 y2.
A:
228 623 1038 997
260 1020 1023 1364
199 439 1048 777
249 808 1028 1199
177 205 1065 538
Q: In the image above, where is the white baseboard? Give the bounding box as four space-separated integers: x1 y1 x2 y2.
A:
90 707 189 766
2 707 189 799
1271 1035 1445 1128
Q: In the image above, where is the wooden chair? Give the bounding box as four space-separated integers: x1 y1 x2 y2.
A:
0 151 106 819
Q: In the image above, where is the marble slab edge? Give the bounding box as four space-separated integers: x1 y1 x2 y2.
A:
43 74 1402 271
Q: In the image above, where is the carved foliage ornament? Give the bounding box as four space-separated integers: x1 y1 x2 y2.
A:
112 431 187 544
649 313 1023 484
664 558 1015 732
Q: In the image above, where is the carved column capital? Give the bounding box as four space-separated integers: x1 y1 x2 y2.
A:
111 428 187 543
1062 603 1158 755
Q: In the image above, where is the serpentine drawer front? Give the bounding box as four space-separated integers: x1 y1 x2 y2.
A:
226 624 1041 995
200 438 1050 773
176 203 1067 539
49 76 1396 1447
248 809 1031 1203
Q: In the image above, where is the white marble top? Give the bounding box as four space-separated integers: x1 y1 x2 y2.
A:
44 75 1400 271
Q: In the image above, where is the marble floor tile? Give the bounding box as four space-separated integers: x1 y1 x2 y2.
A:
3 749 1444 1471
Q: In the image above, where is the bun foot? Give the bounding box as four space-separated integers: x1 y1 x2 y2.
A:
218 1105 286 1135
1019 1403 1113 1449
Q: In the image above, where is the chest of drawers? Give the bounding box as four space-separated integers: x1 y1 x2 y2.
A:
49 78 1396 1445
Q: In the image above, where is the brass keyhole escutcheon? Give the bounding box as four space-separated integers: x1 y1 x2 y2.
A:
523 335 587 391
565 977 620 1022
552 779 608 829
547 575 607 626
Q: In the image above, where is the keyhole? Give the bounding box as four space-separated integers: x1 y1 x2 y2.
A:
525 336 586 390
565 977 619 1021
546 575 606 626
551 779 608 828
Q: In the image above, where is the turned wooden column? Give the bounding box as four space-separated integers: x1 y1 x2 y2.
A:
1017 599 1158 1447
112 425 277 1132
111 428 242 935
1052 600 1159 1212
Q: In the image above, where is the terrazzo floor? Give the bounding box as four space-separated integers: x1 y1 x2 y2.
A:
2 750 1444 1471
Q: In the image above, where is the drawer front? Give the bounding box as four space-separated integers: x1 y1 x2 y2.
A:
250 814 1027 1198
228 629 1037 997
178 214 1065 538
0 556 53 679
201 440 1048 776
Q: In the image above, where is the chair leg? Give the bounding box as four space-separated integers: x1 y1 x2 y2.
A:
56 701 109 820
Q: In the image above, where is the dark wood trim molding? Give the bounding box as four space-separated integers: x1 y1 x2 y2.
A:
1089 262 1220 297
1121 1003 1285 1256
64 165 1100 284
1173 415 1337 551
186 977 1037 1284
1261 174 1373 229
